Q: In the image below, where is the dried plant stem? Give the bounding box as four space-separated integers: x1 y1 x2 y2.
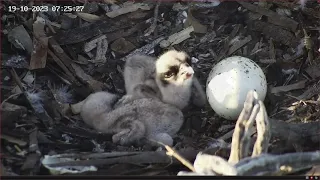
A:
165 145 196 172
148 139 196 172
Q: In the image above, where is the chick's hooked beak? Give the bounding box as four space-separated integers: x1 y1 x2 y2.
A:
180 65 194 80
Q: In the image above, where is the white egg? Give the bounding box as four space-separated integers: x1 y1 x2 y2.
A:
206 56 267 120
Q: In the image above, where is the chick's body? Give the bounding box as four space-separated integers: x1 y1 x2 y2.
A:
80 92 183 146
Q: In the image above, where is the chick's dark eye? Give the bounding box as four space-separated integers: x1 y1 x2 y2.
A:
163 65 179 78
164 71 174 78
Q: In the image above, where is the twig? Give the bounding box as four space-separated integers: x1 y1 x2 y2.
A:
44 149 197 167
149 139 196 172
48 49 79 85
218 129 234 141
164 144 196 172
144 1 161 36
48 38 78 76
44 151 140 160
149 138 196 172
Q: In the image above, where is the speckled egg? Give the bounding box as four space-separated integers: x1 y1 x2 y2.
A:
206 56 267 120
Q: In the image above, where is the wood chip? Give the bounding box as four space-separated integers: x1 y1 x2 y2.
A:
48 49 79 85
93 39 108 64
111 38 136 54
227 35 252 56
48 38 82 85
1 134 27 146
21 153 41 172
120 36 165 61
106 3 152 18
29 129 40 153
1 102 27 127
248 20 299 47
30 17 48 70
271 80 307 94
305 65 320 79
296 80 320 100
76 54 89 65
160 26 194 48
238 2 298 31
22 71 35 85
106 21 149 42
54 20 132 45
184 9 207 34
259 59 276 64
84 35 107 53
1 162 8 176
76 12 101 23
7 25 33 54
71 63 105 92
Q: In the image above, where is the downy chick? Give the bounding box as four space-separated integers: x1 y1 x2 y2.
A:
80 91 120 128
123 54 161 100
155 50 207 109
123 50 207 110
80 91 183 146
